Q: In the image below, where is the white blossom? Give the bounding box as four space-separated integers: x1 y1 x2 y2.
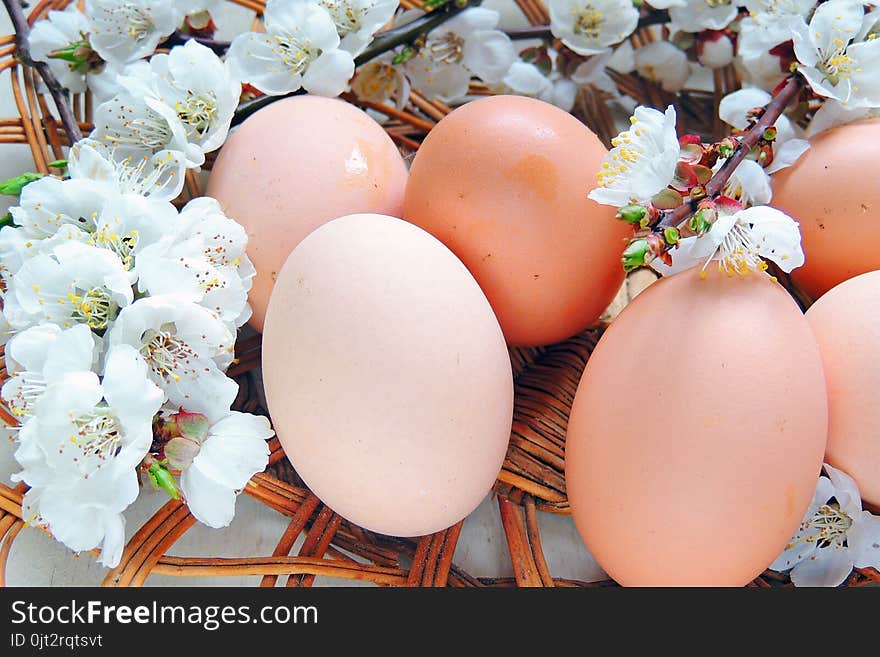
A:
790 0 880 107
9 175 112 240
84 0 181 66
652 204 804 277
173 411 273 528
135 197 256 328
69 138 186 203
106 296 237 421
589 105 680 207
319 0 399 56
668 0 738 33
28 5 92 93
771 465 880 587
635 41 691 92
1 324 95 420
2 241 133 334
226 0 355 97
112 40 241 161
549 0 639 56
404 7 516 103
91 90 205 167
351 53 411 109
12 345 163 567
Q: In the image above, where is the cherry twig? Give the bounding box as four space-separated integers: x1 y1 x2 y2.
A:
2 0 83 145
654 75 803 232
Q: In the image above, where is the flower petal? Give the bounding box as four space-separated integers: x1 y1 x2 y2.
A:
180 461 237 528
850 511 880 569
789 547 854 587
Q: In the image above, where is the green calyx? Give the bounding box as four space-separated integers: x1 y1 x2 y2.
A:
615 204 648 226
148 460 180 500
622 239 651 272
688 208 714 235
47 40 95 73
663 227 681 246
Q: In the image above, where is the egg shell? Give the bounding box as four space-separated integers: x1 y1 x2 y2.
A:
402 94 629 347
806 270 880 506
565 267 828 586
206 95 408 332
771 119 880 299
262 213 514 536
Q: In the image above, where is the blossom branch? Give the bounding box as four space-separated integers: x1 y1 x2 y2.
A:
231 0 484 126
162 30 230 54
654 75 803 232
2 0 83 145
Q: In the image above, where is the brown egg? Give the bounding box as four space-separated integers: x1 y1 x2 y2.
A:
402 95 628 347
566 267 828 586
206 95 408 332
806 270 880 506
772 119 880 299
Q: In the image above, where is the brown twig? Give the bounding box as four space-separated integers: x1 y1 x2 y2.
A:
654 75 803 232
2 0 83 145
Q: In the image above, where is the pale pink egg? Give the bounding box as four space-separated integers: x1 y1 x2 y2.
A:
566 267 828 586
207 95 408 332
806 270 880 506
262 214 513 536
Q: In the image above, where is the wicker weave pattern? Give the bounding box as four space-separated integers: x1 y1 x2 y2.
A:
3 0 879 588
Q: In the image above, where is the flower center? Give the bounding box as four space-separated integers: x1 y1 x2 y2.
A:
102 105 173 150
68 286 119 331
271 34 320 76
91 224 138 270
785 502 854 552
429 33 465 65
175 93 218 137
595 117 647 189
321 0 368 36
356 62 398 99
6 371 46 418
707 221 768 276
819 32 856 85
65 408 122 478
121 4 154 41
573 5 605 39
140 322 197 384
703 0 731 7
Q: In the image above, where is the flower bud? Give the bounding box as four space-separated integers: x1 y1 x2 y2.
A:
697 32 734 70
622 239 652 272
689 208 715 234
148 461 180 500
616 204 648 225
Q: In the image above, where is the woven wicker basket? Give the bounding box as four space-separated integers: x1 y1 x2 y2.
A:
1 0 877 588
